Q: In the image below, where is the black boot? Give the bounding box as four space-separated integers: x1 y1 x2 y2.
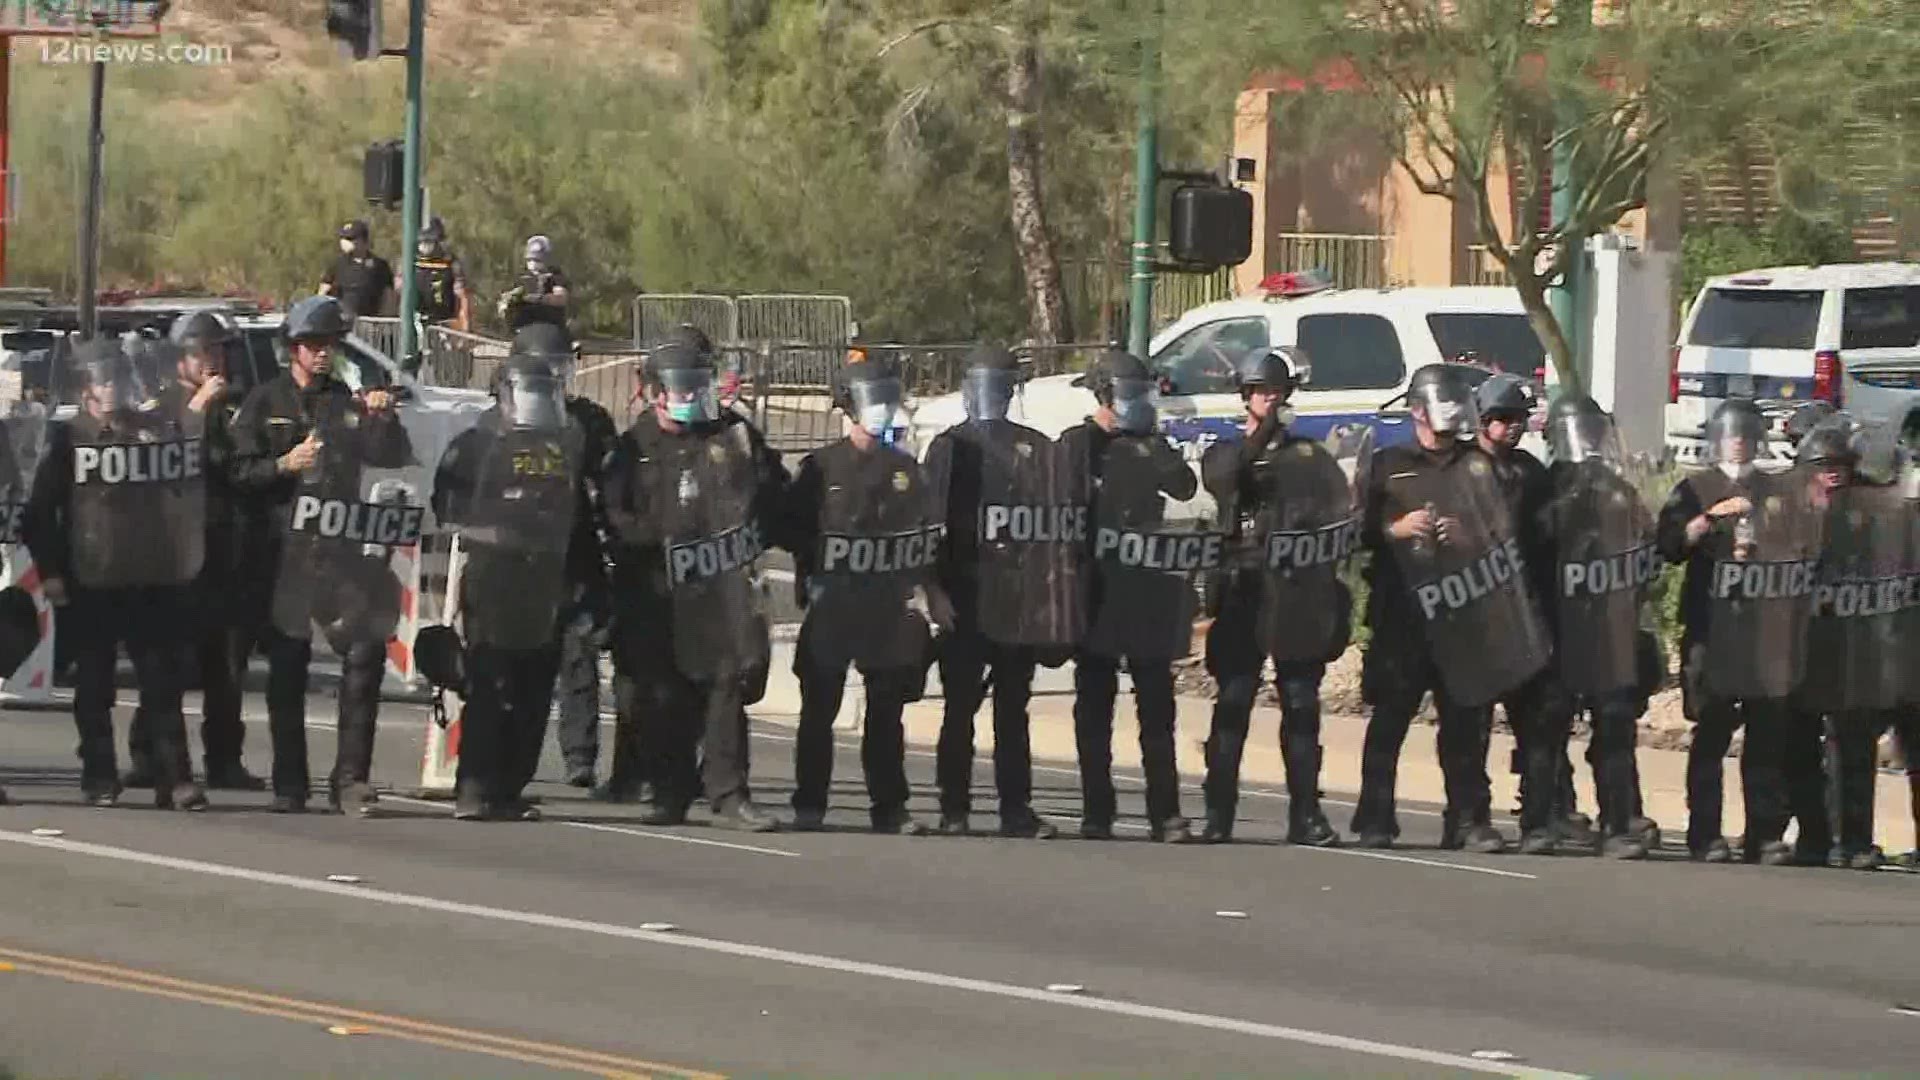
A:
1201 807 1234 844
151 740 208 812
79 736 121 807
120 751 156 790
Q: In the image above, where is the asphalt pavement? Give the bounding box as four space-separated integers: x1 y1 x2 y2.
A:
2 688 1917 1079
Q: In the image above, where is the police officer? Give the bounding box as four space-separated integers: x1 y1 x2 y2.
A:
1198 349 1355 846
1062 349 1198 843
1656 398 1819 864
604 335 789 831
925 345 1077 839
230 296 415 814
499 235 570 333
1472 374 1585 854
434 335 593 820
784 356 942 834
1538 395 1660 859
1353 363 1551 853
123 312 266 792
411 216 472 332
539 330 619 790
320 219 395 322
23 339 208 809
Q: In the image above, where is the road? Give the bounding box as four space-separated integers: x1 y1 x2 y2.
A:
1 688 1916 1079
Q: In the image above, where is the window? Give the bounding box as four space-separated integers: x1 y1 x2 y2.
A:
1426 314 1545 377
1841 286 1920 350
1687 288 1823 350
1150 317 1269 394
1295 313 1405 390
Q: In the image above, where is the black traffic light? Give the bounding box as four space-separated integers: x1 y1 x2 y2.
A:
326 0 381 61
364 140 405 208
1169 184 1253 269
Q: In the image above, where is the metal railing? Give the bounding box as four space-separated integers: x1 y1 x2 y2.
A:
631 294 739 349
1466 245 1511 286
1271 233 1392 290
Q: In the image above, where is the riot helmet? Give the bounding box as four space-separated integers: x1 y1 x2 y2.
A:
1783 401 1837 448
524 234 552 272
648 340 719 426
1406 363 1479 438
1843 418 1904 486
1545 394 1620 465
419 215 446 254
1075 349 1157 435
836 356 905 439
1236 347 1303 396
1473 372 1533 421
496 357 565 432
1703 398 1766 469
284 294 351 343
961 344 1022 423
73 338 146 418
173 310 236 352
510 322 576 381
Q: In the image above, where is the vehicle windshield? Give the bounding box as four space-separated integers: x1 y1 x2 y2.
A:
1425 314 1545 376
1687 288 1823 350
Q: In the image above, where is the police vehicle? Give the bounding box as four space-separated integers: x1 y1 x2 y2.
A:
907 273 1550 518
1667 262 1920 465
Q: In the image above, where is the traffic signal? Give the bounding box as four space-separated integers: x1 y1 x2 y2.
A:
1169 184 1253 269
325 0 380 61
364 140 405 208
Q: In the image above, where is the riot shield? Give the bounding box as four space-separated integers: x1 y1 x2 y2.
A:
447 425 581 652
271 406 423 651
1545 457 1660 696
66 402 206 590
972 424 1087 649
1254 428 1371 665
1800 482 1916 711
1083 431 1216 661
662 422 771 681
1382 447 1551 707
804 444 945 672
1702 469 1824 700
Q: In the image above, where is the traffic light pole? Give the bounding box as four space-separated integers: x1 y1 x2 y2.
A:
1547 0 1593 394
1125 0 1164 360
77 54 106 341
394 0 426 374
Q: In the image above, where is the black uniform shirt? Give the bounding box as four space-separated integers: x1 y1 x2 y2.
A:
323 253 396 321
1655 466 1754 646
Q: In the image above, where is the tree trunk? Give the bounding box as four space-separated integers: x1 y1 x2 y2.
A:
1003 26 1073 345
1510 266 1583 396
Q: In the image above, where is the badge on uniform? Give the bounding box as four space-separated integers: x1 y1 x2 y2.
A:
1469 458 1490 477
892 471 911 493
709 443 727 463
1015 442 1033 459
1294 443 1314 458
1133 441 1151 457
678 469 698 505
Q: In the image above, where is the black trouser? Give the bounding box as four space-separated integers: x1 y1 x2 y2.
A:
262 632 382 800
67 586 192 788
1682 645 1789 857
1201 591 1328 833
935 630 1036 820
1354 639 1494 839
605 669 649 794
1830 710 1901 857
629 662 753 813
1784 709 1832 858
128 618 248 774
555 609 601 770
1074 652 1181 828
459 644 561 803
1577 690 1645 839
792 645 913 820
1510 672 1574 835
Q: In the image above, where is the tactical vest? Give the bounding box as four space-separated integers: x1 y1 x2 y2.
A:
414 256 458 322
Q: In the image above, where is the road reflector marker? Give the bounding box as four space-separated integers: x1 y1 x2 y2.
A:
1045 983 1085 994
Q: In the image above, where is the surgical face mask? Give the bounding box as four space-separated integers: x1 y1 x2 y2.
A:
1108 378 1157 435
526 259 546 275
1426 400 1467 435
419 241 437 257
657 368 719 425
339 238 355 254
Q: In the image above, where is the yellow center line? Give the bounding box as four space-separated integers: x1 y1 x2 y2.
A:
0 945 724 1080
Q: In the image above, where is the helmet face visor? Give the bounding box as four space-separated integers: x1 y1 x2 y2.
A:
1411 379 1477 436
1109 377 1157 434
657 367 718 424
962 367 1020 423
503 369 565 431
848 376 904 435
1549 411 1619 465
1705 407 1766 466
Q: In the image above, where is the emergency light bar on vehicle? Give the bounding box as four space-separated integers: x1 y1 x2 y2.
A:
1257 268 1336 299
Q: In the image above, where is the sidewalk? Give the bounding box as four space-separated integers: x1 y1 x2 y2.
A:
758 649 1918 854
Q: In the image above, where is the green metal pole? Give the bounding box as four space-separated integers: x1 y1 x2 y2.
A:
396 0 426 374
1547 0 1592 393
1125 0 1164 359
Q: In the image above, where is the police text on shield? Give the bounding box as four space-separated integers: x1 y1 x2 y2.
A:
820 525 946 575
669 521 766 586
72 439 202 486
1415 538 1527 621
290 497 425 546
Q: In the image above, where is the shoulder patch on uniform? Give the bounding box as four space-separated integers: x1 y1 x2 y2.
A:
892 470 911 492
1015 442 1034 458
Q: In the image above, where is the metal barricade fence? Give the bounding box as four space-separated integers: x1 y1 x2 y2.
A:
354 316 402 360
736 295 852 349
632 294 739 349
421 325 511 390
